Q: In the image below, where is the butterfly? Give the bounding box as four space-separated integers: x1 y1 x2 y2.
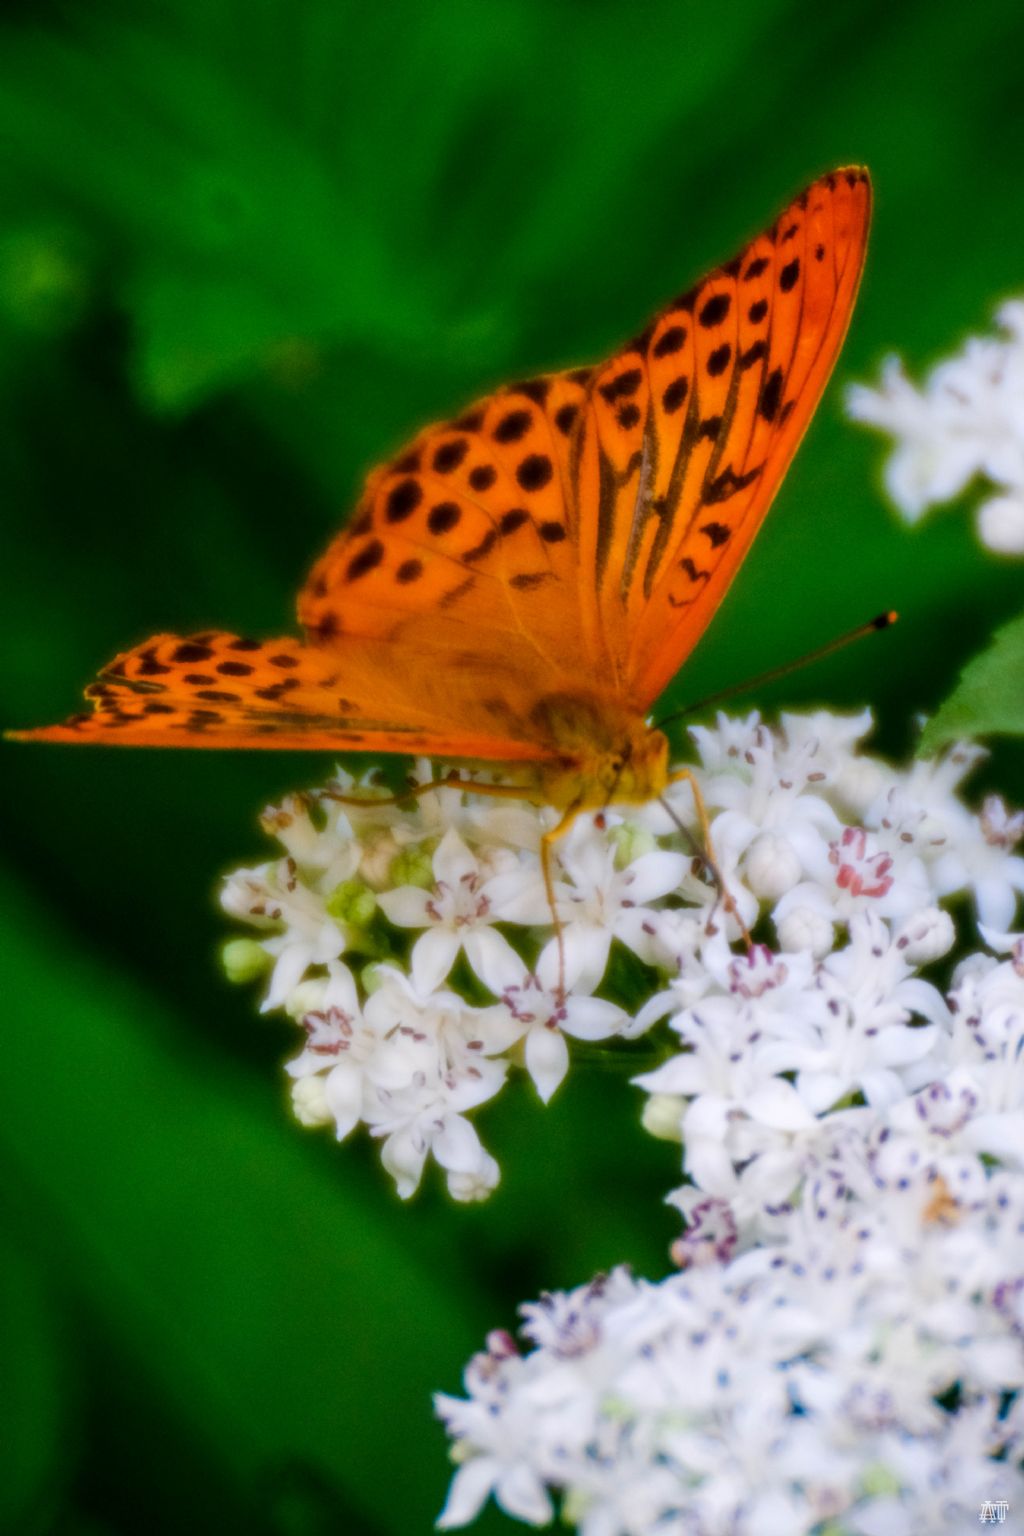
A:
14 168 870 860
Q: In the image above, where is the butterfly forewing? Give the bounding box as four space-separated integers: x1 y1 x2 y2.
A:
623 169 871 704
298 374 592 683
16 168 869 757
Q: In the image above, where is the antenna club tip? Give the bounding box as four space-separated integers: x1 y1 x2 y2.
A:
872 610 898 630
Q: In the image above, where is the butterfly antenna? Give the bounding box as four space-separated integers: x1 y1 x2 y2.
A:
653 611 897 733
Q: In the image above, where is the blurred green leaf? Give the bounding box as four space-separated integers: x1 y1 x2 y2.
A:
0 870 483 1533
0 1232 67 1534
919 611 1024 756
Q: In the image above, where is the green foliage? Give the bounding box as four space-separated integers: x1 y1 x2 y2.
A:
3 0 1024 1531
920 612 1024 756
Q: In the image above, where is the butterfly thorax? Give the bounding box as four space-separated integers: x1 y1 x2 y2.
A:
531 693 669 813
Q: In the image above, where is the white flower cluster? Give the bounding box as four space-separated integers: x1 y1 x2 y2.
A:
847 299 1024 554
222 713 1024 1207
221 710 1024 1527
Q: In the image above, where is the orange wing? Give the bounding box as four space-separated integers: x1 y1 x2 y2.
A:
298 167 869 709
11 631 559 760
585 167 871 705
15 168 869 753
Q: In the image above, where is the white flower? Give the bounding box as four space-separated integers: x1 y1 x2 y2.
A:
549 818 688 990
848 300 1024 555
479 943 629 1103
930 790 1024 929
221 861 348 1011
377 827 529 993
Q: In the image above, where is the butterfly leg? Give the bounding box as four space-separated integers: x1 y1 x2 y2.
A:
665 769 751 947
540 799 585 1000
322 772 538 813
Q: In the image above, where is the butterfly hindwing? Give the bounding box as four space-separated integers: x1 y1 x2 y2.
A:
12 630 553 759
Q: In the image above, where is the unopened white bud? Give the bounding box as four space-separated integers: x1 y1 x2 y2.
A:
978 493 1024 555
641 1093 685 1143
744 832 801 900
358 830 401 889
951 951 998 990
776 905 833 959
447 1154 501 1203
290 1076 332 1127
835 758 889 816
895 906 956 964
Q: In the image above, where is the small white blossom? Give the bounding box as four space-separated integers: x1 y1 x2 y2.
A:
849 299 1024 554
377 826 528 994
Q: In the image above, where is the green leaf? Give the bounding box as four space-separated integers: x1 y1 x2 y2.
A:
0 871 484 1532
0 1233 67 1535
919 612 1024 756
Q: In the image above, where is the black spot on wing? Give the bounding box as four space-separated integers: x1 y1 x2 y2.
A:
653 325 686 358
759 368 784 423
707 344 732 377
700 521 731 547
516 454 553 492
432 438 469 473
493 410 532 444
385 478 422 523
779 258 800 293
662 377 689 413
428 502 461 535
599 368 643 404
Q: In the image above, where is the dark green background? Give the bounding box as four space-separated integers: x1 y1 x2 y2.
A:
3 2 1024 1532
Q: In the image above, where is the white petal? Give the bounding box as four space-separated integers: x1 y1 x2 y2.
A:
262 939 315 1012
975 876 1018 932
495 1463 554 1527
434 826 478 885
481 866 550 924
433 1113 485 1174
875 1022 938 1066
622 849 688 903
464 927 523 994
380 1127 427 1199
411 928 461 994
966 1113 1024 1164
795 1069 847 1114
323 1063 365 1140
378 885 433 928
561 995 626 1042
322 961 361 1015
745 1078 818 1131
561 923 611 993
525 1026 570 1103
436 1457 499 1529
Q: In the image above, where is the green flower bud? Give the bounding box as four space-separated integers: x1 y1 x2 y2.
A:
861 1463 901 1497
361 961 386 996
389 844 435 890
220 938 270 985
325 878 376 928
611 822 657 870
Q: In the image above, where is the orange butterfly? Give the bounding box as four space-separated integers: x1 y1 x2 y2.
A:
14 169 870 865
